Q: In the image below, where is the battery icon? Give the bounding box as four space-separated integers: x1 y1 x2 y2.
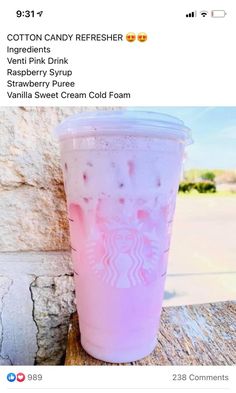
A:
211 10 227 18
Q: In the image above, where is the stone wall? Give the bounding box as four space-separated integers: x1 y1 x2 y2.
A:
0 106 115 365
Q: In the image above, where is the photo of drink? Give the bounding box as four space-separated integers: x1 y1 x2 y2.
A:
0 107 235 366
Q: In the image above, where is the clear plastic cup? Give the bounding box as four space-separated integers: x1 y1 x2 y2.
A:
55 109 191 363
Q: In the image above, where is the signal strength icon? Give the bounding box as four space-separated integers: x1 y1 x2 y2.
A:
186 11 197 18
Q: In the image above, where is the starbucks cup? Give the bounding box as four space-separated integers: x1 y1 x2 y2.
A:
54 109 191 363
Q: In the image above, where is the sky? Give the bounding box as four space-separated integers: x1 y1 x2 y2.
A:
154 107 236 169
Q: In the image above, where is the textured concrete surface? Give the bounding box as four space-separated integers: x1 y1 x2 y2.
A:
31 274 76 365
0 105 70 251
0 185 69 251
0 276 13 365
1 275 38 365
0 252 75 365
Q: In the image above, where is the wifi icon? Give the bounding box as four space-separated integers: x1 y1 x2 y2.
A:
200 10 208 17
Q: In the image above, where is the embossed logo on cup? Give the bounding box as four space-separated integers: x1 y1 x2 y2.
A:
87 200 162 288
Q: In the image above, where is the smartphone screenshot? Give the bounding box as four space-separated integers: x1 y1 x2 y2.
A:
0 0 235 392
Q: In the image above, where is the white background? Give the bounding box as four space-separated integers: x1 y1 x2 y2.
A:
1 366 235 392
0 0 235 106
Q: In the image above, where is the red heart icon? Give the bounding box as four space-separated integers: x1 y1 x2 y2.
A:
17 373 25 382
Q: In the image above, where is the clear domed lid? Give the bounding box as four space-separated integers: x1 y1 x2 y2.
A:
54 108 192 144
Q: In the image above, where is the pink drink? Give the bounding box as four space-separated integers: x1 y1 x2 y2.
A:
55 110 191 363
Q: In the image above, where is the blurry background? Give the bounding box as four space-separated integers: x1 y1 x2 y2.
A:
159 107 236 306
0 106 235 365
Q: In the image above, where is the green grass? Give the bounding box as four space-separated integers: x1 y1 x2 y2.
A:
178 190 236 197
184 168 236 181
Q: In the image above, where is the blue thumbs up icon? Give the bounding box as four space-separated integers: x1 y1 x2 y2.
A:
7 373 16 382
